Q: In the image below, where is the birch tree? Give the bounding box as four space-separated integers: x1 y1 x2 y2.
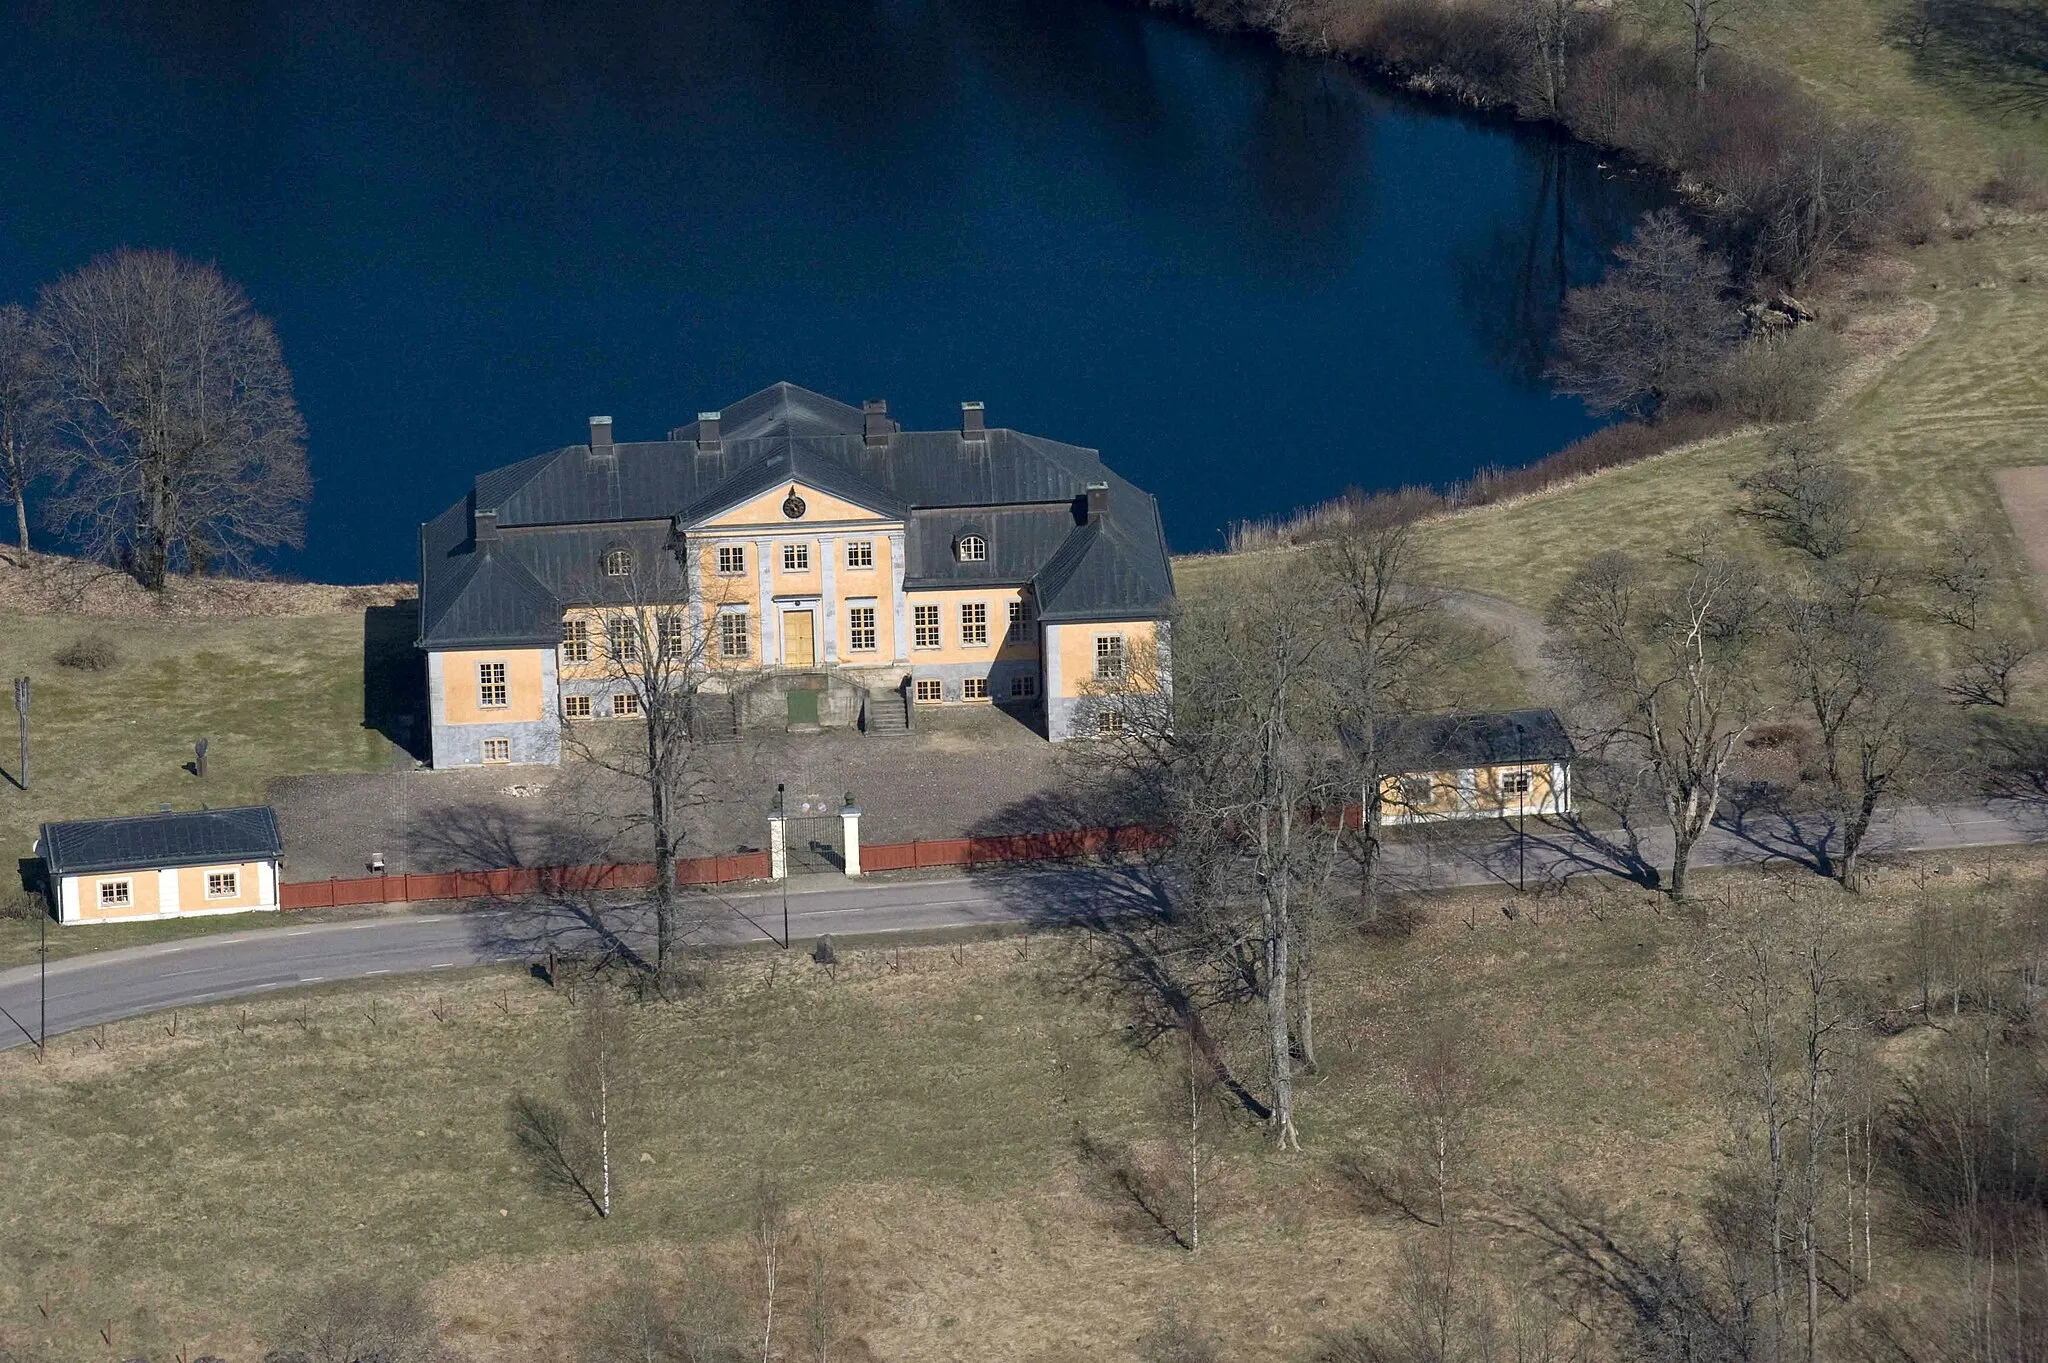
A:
0 304 56 562
36 249 308 588
1547 536 1770 899
509 987 634 1219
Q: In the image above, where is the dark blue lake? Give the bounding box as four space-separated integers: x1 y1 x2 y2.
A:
0 0 1668 584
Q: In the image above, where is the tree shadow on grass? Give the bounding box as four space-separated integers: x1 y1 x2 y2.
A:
1890 0 2048 117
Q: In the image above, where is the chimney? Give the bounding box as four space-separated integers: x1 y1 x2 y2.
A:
961 401 986 440
589 415 613 448
863 398 891 448
1085 482 1109 525
696 410 722 450
473 507 499 545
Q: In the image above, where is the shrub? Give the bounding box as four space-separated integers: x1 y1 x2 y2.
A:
54 634 120 671
1982 148 2048 210
1710 325 1847 422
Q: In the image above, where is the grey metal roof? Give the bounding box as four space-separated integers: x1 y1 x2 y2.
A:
41 806 283 877
420 382 1175 648
1368 709 1574 773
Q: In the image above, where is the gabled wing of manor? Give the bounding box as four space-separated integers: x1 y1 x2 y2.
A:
417 382 1174 766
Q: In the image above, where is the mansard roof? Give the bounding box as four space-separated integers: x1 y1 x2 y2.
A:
419 382 1174 649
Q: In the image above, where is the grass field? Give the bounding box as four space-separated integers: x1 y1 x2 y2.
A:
0 850 2024 1362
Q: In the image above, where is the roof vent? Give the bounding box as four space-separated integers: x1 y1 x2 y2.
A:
697 411 722 450
589 415 613 448
961 401 986 441
1085 482 1109 526
474 507 500 545
863 399 892 448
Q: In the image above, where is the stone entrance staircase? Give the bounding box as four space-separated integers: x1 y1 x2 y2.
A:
861 687 910 736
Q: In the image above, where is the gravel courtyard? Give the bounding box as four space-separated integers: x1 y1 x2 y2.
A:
269 706 1067 880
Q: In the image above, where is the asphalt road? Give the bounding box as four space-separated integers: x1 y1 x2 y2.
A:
3 798 2042 1051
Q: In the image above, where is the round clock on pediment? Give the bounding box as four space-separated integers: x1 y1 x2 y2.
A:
781 492 807 519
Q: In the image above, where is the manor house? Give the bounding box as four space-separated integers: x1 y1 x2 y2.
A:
417 383 1174 768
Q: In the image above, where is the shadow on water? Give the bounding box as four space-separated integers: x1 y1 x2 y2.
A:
363 600 427 760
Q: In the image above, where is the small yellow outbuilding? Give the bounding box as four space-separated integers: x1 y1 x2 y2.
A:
37 806 284 926
1365 709 1576 825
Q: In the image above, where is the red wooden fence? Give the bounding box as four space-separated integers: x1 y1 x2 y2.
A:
277 826 1167 911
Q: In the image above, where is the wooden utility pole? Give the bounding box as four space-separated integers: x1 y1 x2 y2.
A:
13 675 27 791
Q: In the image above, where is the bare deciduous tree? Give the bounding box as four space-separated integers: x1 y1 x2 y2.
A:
1739 431 1868 560
579 1260 750 1363
1549 209 1739 419
0 303 56 562
269 1275 442 1363
1546 536 1771 898
751 1174 789 1363
1783 570 1944 889
1947 629 2036 708
36 249 308 588
1924 528 1995 632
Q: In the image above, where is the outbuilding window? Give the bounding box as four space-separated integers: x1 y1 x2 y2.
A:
206 870 239 899
98 879 131 908
1501 769 1533 797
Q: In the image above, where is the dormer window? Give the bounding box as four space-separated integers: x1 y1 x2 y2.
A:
956 534 987 563
602 547 633 577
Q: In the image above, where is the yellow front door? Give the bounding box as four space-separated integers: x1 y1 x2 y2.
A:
783 610 815 666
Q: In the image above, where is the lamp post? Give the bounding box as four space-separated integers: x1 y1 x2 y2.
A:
14 675 28 791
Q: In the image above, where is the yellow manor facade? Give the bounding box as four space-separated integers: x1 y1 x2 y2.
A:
418 383 1174 767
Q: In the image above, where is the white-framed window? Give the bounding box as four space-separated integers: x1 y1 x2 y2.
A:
564 694 593 719
963 677 989 701
716 545 745 575
961 602 989 647
603 547 633 577
477 661 509 708
613 692 641 718
846 540 874 569
782 542 810 572
848 605 878 652
560 619 591 664
957 534 987 562
1400 775 1435 807
607 617 639 663
98 878 131 908
1007 598 1032 643
482 737 511 763
1096 710 1125 736
1094 634 1127 682
718 611 750 659
913 604 941 649
205 870 239 899
658 612 686 659
1010 675 1037 698
1500 769 1533 796
914 679 943 703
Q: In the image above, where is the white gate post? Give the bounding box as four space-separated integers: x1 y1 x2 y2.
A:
840 796 862 878
769 800 788 881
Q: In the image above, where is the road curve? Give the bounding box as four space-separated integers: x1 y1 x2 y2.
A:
3 799 2042 1050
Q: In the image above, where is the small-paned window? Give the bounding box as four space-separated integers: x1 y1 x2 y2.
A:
658 612 686 659
957 534 987 563
603 547 633 577
1096 710 1125 736
848 606 878 652
1010 675 1037 698
613 692 641 718
478 661 509 708
1007 598 1032 643
607 617 639 663
563 694 593 719
482 737 511 763
846 540 874 569
561 620 591 664
716 545 746 575
960 602 989 646
782 542 810 572
1501 769 1533 796
914 679 944 703
913 604 941 649
963 677 989 700
99 879 131 908
718 612 750 659
206 870 239 899
1094 635 1127 682
1400 775 1434 807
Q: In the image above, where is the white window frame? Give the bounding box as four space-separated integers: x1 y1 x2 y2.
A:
960 601 989 647
603 547 633 578
846 540 874 570
98 878 132 908
957 534 987 563
781 542 811 572
205 870 240 900
477 660 509 709
716 545 746 575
